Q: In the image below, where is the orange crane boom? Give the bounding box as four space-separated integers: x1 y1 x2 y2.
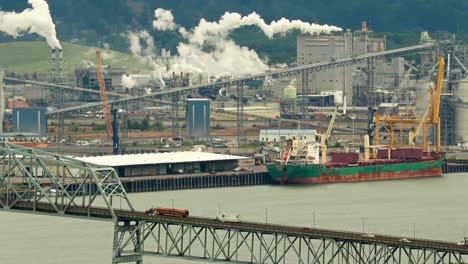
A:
96 49 113 137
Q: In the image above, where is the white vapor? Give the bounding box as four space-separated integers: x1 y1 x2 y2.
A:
125 31 165 88
121 74 137 89
152 8 176 31
0 0 61 49
152 9 342 76
184 12 342 46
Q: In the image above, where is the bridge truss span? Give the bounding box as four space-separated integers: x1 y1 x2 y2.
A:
0 142 134 218
113 217 468 264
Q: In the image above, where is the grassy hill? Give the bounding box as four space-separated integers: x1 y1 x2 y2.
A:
0 41 147 75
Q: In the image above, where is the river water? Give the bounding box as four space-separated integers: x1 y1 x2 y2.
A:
1 173 467 264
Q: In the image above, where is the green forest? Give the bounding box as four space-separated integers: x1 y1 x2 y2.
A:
1 0 468 64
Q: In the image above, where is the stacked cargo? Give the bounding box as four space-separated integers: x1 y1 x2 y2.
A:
377 148 423 161
331 152 359 164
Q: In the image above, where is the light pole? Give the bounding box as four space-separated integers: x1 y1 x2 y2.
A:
362 217 365 234
265 208 268 224
313 210 316 228
170 198 174 208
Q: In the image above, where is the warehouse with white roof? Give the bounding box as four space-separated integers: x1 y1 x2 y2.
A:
77 151 248 177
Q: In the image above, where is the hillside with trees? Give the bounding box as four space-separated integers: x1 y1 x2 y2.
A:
1 0 467 64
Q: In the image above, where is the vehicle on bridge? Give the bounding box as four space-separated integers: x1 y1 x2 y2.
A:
145 207 189 217
457 237 468 246
216 213 241 222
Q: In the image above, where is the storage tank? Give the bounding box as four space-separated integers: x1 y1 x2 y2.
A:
12 107 48 135
454 80 468 141
283 79 297 99
186 99 210 139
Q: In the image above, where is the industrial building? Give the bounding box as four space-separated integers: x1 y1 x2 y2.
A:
296 21 401 105
78 152 248 177
75 68 125 93
186 98 210 140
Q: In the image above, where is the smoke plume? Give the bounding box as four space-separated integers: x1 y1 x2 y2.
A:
124 31 165 88
152 8 176 31
0 0 61 49
121 74 137 89
152 9 342 76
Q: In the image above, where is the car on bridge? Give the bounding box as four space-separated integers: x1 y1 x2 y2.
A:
216 213 241 222
399 238 411 243
457 237 468 246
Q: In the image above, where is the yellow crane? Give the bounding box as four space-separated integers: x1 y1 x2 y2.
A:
409 106 431 146
96 49 113 138
431 55 445 152
320 104 339 163
372 55 445 152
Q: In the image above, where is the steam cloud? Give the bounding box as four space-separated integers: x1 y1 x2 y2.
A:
0 0 61 49
121 74 137 89
152 9 342 76
152 8 176 31
123 31 165 89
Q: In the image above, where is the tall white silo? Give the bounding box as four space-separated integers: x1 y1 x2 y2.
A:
454 80 468 142
415 79 434 118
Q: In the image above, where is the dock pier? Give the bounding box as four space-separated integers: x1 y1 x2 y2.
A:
120 172 271 193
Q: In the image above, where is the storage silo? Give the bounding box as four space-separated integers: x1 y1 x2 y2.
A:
415 79 433 118
186 99 210 139
283 79 297 99
454 80 468 141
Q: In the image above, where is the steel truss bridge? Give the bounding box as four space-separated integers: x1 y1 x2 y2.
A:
0 142 467 264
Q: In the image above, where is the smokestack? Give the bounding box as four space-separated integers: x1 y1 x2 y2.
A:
0 70 4 133
51 49 56 81
58 49 63 80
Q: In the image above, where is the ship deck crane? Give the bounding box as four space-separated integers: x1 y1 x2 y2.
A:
320 104 339 163
432 55 445 152
409 106 431 146
96 49 119 154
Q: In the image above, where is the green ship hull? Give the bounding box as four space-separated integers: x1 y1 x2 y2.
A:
267 158 443 184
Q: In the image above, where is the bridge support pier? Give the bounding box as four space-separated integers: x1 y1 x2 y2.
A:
112 220 144 264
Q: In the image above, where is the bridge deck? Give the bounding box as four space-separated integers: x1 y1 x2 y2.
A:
3 200 467 255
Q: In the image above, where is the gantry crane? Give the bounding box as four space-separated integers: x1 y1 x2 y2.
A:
372 55 445 152
96 49 119 154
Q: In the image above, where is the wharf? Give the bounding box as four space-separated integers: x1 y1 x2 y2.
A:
443 159 468 173
120 171 271 193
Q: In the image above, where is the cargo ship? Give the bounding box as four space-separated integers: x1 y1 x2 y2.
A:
267 55 446 185
266 137 444 184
